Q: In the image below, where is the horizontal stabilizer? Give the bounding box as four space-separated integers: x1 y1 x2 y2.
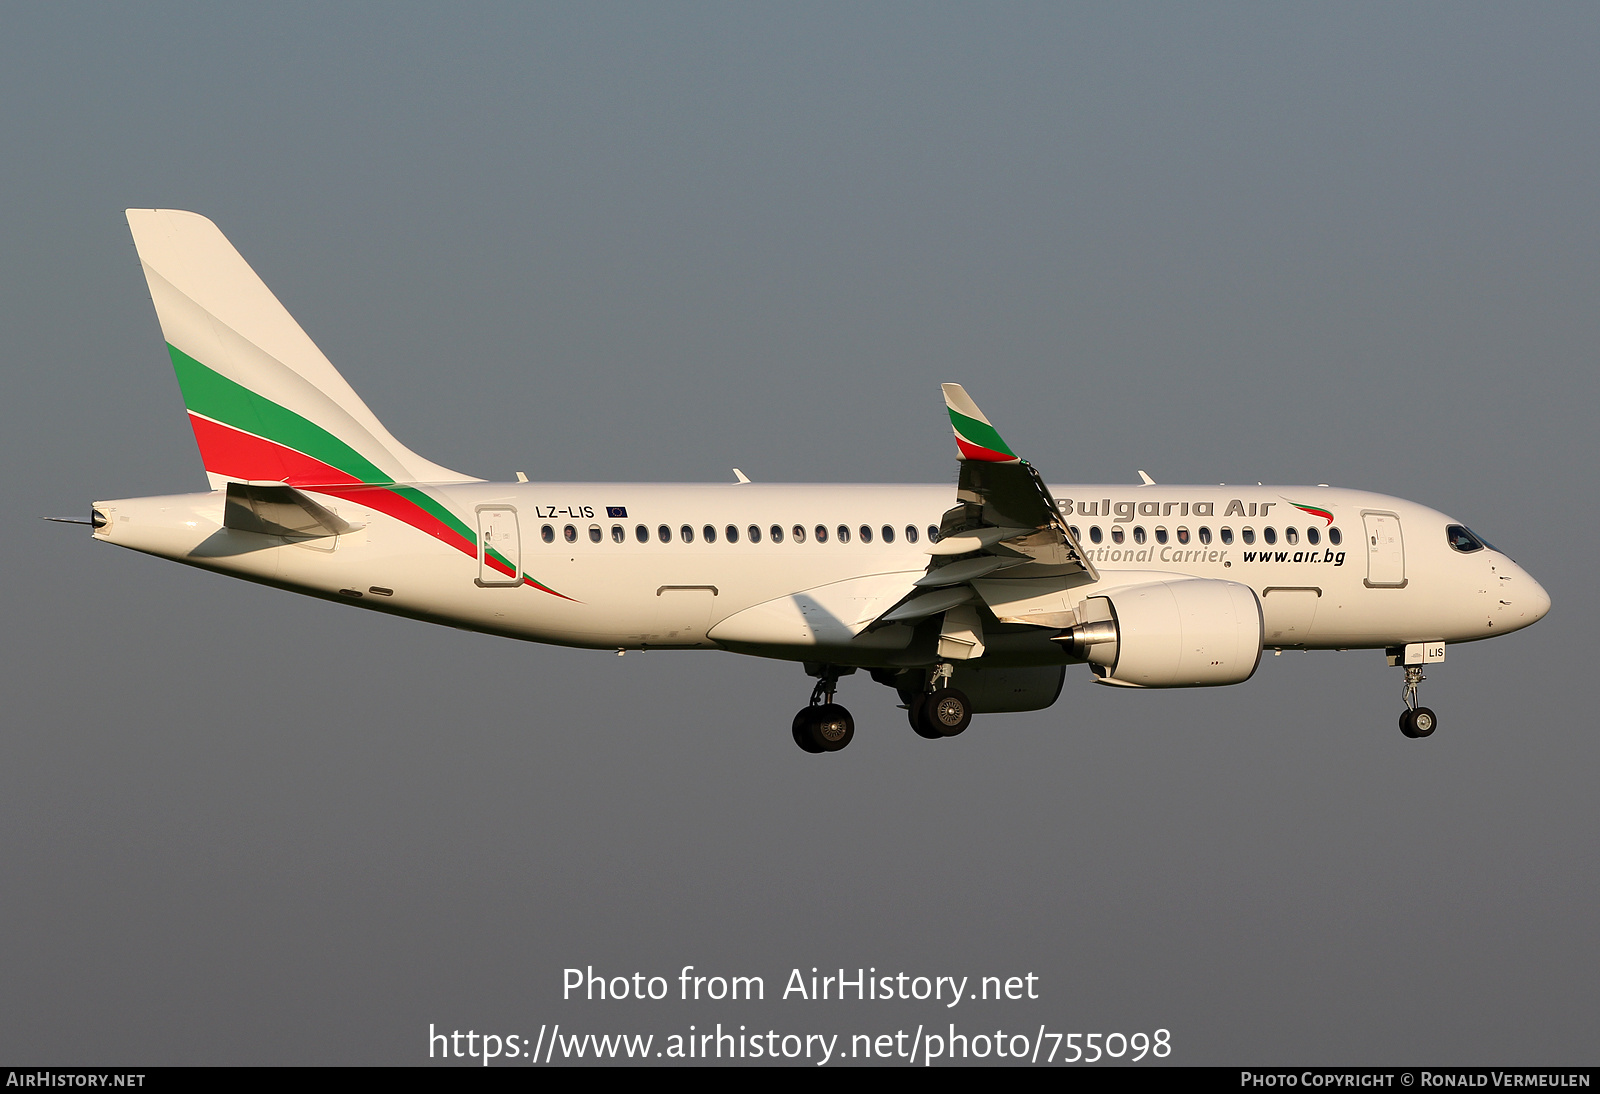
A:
224 482 358 539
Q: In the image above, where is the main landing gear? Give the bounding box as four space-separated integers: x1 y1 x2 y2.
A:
904 663 972 741
1398 664 1437 739
792 665 855 753
787 663 975 753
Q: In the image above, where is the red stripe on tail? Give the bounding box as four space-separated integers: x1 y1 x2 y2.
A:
188 414 364 487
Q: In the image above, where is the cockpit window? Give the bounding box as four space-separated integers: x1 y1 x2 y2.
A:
1446 525 1485 553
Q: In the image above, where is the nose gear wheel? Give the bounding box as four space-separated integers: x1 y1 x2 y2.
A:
1397 665 1439 738
1400 706 1437 738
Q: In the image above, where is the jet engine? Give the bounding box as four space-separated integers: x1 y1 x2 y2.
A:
880 664 1067 713
951 664 1067 713
1065 578 1263 688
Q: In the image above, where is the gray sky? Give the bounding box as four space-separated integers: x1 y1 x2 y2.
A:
2 3 1596 1065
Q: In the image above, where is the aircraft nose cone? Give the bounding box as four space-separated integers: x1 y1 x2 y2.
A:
1524 573 1552 624
1499 560 1551 631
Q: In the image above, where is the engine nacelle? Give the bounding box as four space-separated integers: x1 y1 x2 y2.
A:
1071 578 1263 688
950 664 1067 713
880 664 1067 713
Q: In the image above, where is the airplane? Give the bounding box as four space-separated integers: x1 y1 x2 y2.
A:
71 209 1552 753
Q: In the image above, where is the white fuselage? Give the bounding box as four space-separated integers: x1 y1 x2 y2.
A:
92 481 1550 670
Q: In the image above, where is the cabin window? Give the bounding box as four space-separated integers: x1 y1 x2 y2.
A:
680 525 694 543
1198 526 1212 545
1111 526 1125 544
725 524 739 543
1133 526 1147 544
610 525 624 544
792 525 806 543
837 525 851 543
703 524 717 543
859 525 873 543
1446 525 1485 553
1307 527 1320 545
771 524 785 543
1069 526 1081 540
1242 527 1255 545
905 525 919 544
541 524 555 543
1329 527 1342 546
588 524 602 543
747 525 762 543
657 524 671 544
1154 527 1169 545
1176 526 1190 545
1285 527 1298 545
815 525 830 543
1220 527 1233 545
928 526 940 542
882 525 896 544
1089 526 1103 544
635 524 649 544
1263 527 1277 545
564 524 577 543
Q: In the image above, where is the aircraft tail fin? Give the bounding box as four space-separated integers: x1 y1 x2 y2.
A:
126 209 477 489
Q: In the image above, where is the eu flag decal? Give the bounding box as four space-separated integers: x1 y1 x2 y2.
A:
606 506 628 519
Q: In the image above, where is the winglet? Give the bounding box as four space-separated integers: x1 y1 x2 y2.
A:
941 383 1020 463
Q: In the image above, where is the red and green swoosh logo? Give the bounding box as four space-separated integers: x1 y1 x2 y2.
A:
169 345 572 600
1289 501 1335 525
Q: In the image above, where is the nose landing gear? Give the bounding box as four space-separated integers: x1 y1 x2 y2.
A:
791 665 855 753
1399 664 1437 739
1388 645 1444 739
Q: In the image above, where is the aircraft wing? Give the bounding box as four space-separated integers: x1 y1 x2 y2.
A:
872 385 1098 638
937 383 1096 581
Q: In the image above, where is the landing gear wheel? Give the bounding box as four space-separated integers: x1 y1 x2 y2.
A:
807 703 855 752
907 694 942 739
922 688 972 737
1400 707 1437 739
791 708 824 753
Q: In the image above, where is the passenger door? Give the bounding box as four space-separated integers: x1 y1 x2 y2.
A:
1362 511 1406 588
476 506 522 587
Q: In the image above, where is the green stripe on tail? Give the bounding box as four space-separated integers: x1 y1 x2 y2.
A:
169 346 392 484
